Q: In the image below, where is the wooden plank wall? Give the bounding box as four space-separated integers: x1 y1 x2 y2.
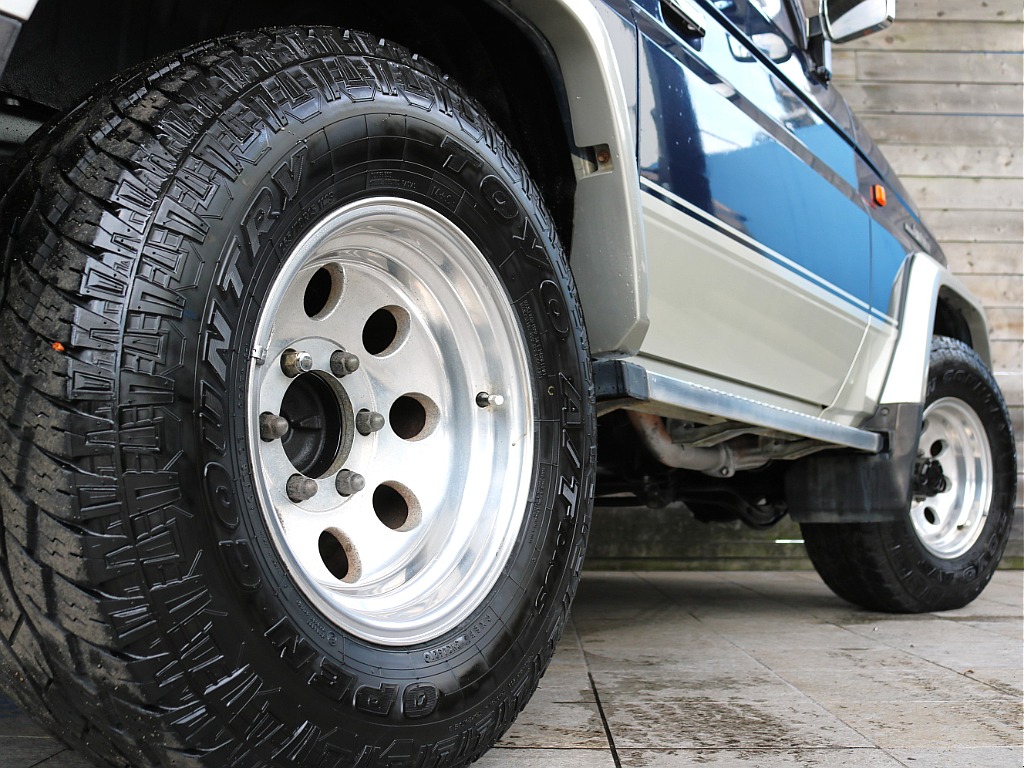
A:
832 0 1024 534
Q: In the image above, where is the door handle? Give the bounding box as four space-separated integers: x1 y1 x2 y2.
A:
661 0 708 38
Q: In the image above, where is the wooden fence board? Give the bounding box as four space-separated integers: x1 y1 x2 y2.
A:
880 145 1021 178
995 372 1023 407
987 307 1024 340
958 275 1024 307
831 51 857 81
895 0 1023 23
921 209 1023 242
835 51 1023 84
992 341 1024 371
943 243 1024 275
905 176 1022 211
856 115 1023 146
841 82 1022 116
843 21 1023 53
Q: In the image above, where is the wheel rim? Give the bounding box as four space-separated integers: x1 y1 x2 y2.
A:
910 397 993 559
248 198 534 646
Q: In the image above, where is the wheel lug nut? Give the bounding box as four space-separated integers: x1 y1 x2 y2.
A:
259 412 290 441
335 469 366 496
476 391 505 408
331 349 360 377
281 349 313 378
356 409 386 436
286 474 318 503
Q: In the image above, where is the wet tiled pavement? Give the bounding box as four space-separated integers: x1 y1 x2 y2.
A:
2 571 1021 767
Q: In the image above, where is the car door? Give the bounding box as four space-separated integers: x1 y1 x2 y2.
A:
631 0 874 411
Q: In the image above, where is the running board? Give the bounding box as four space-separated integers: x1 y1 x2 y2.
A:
594 360 883 454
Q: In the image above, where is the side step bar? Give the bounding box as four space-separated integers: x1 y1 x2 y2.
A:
594 360 883 454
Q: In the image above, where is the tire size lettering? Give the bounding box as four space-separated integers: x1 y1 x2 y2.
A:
423 636 467 663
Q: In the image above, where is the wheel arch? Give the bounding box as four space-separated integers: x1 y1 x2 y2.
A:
933 287 991 364
879 254 993 406
1 0 649 357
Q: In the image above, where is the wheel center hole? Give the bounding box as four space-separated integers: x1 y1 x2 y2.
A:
280 372 347 478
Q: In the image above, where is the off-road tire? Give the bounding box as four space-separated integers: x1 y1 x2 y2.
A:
802 337 1016 613
0 28 594 767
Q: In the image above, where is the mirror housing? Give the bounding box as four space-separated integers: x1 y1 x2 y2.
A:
807 15 832 84
820 0 895 44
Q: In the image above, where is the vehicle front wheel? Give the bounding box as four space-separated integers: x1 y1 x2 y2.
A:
0 28 594 768
802 337 1016 613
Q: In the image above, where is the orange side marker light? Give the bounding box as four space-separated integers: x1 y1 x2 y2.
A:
871 184 887 207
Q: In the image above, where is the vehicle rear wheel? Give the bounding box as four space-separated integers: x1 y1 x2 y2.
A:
0 28 594 768
802 337 1016 613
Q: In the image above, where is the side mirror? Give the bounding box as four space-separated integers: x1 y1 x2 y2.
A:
820 0 895 45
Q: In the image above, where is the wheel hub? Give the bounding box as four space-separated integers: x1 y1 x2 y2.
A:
247 198 534 646
912 457 949 498
909 397 993 559
279 371 353 478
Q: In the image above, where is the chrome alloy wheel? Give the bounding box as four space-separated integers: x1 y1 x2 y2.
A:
910 397 993 559
248 198 534 646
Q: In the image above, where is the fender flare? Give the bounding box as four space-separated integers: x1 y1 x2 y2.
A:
0 0 36 20
880 253 992 406
503 0 649 357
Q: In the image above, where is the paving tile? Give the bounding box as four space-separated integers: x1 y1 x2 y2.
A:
0 736 76 768
497 686 607 749
617 747 904 767
573 570 1023 761
600 686 873 750
887 746 1023 768
476 747 616 767
770 663 1011 703
961 666 1024 697
0 694 51 738
824 697 1022 748
26 749 99 768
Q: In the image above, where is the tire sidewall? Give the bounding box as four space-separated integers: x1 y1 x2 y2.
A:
151 42 590 752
